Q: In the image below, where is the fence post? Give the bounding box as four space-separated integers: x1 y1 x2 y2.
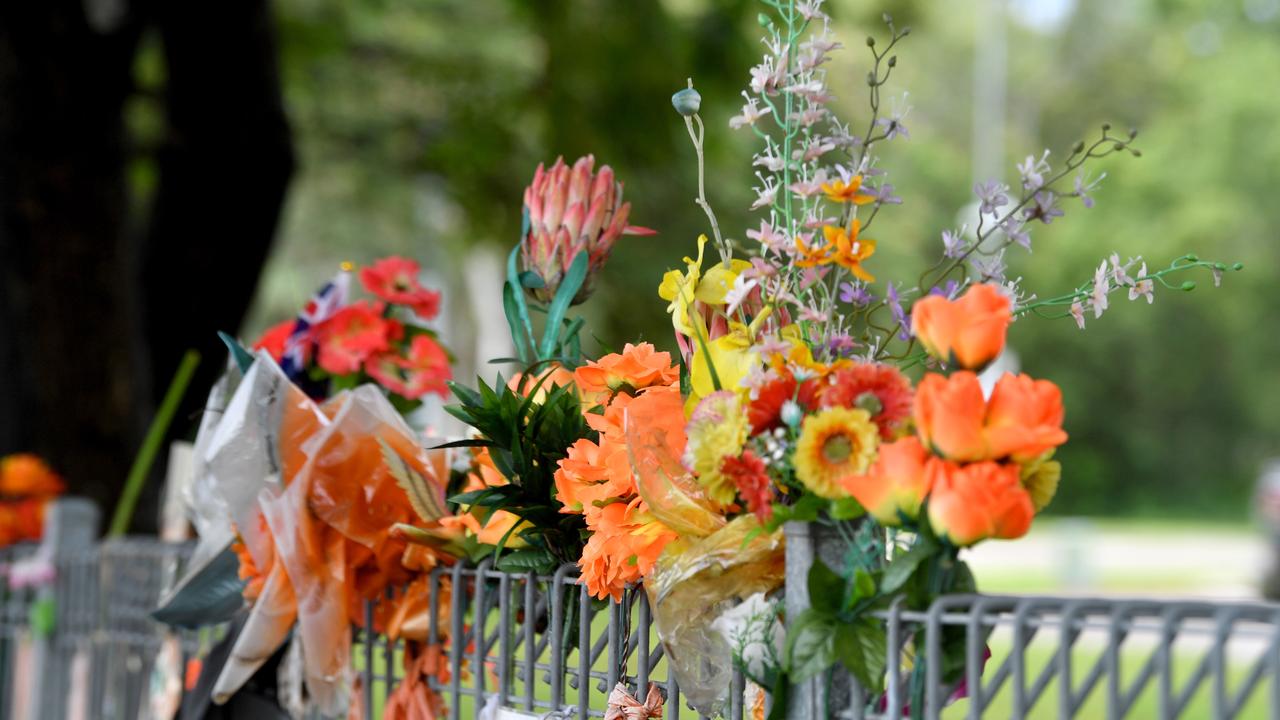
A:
27 498 99 720
785 520 864 719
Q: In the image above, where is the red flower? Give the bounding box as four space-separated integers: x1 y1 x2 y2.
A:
721 451 774 522
359 256 443 320
365 334 452 400
819 362 914 439
747 370 820 434
252 319 297 363
315 301 402 375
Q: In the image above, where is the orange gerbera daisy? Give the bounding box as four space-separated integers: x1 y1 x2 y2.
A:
820 175 877 205
793 407 879 499
819 362 914 440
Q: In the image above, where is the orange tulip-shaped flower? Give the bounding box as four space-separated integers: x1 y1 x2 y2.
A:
913 372 989 462
984 373 1068 462
573 342 679 406
911 283 1011 370
914 371 1067 463
840 436 933 526
927 460 1034 546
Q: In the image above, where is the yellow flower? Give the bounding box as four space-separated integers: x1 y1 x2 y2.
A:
1020 451 1061 512
658 235 751 339
684 391 749 507
821 175 876 205
793 407 879 499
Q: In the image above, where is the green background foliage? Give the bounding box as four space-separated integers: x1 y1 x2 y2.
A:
228 0 1279 519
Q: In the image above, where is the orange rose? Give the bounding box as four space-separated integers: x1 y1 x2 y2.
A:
840 436 934 525
914 372 988 461
914 372 1067 462
984 373 1067 462
911 283 1011 370
926 460 1034 546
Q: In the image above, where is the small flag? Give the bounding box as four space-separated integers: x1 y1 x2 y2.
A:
279 269 350 381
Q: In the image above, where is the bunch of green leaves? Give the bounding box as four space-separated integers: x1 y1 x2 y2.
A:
778 517 982 718
440 371 594 573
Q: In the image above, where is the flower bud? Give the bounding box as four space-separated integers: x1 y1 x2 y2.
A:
757 12 772 27
780 399 804 428
671 86 702 117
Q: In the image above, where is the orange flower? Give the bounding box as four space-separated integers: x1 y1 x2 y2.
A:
821 175 877 205
252 319 296 363
578 500 676 600
911 283 1011 370
914 372 989 461
0 454 64 497
926 460 1034 546
819 362 914 440
573 343 679 406
984 373 1067 462
554 437 635 514
840 437 933 526
794 223 877 282
913 372 1067 462
314 301 402 375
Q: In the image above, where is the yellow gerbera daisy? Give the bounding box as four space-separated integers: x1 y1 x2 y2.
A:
793 407 879 499
684 391 749 507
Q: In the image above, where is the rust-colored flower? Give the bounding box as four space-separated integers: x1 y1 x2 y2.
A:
721 450 774 523
926 460 1034 546
358 256 442 320
840 436 933 526
314 301 401 375
0 454 64 497
911 283 1012 370
573 343 679 406
819 362 914 440
522 155 656 305
746 369 820 434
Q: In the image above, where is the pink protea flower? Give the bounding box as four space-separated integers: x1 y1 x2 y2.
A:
521 155 655 305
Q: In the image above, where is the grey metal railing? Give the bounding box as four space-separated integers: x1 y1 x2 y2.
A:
3 499 1280 718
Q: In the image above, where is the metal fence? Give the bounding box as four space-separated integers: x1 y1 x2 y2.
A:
3 504 1280 718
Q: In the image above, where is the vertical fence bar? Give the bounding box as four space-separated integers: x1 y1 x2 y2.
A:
523 571 536 711
498 572 511 708
551 566 571 710
1211 608 1232 718
363 600 375 719
449 562 465 720
636 591 651 693
606 593 620 694
578 584 590 720
474 560 491 718
1158 608 1176 720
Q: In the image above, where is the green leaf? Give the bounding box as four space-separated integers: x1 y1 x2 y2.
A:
539 250 588 359
518 270 545 289
787 610 837 682
807 561 845 615
496 548 557 574
378 437 446 522
217 331 256 373
881 536 939 596
949 559 978 594
503 281 532 364
829 496 866 521
767 671 790 720
835 617 888 690
852 569 876 604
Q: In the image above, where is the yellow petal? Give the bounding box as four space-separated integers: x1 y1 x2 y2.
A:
697 259 752 304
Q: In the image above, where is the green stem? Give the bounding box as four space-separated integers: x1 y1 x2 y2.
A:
109 349 200 536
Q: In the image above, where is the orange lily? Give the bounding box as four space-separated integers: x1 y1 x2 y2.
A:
821 175 876 205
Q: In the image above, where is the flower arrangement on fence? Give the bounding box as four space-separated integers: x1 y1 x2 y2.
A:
169 2 1247 718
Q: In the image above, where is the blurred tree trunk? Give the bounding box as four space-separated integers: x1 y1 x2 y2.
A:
0 0 292 532
0 1 147 521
